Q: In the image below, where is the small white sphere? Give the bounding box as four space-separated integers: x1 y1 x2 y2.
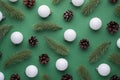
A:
9 0 18 2
25 65 38 78
71 0 84 7
38 5 51 18
0 11 3 22
10 31 23 44
89 17 102 30
56 58 68 71
117 38 120 48
64 29 77 42
97 63 111 76
0 72 4 80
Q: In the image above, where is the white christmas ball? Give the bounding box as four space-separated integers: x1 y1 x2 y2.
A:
89 17 102 30
0 72 4 80
9 0 18 2
10 31 23 44
97 63 111 76
56 58 68 71
64 29 77 42
38 5 51 18
117 38 120 48
0 11 3 22
71 0 84 7
25 65 38 78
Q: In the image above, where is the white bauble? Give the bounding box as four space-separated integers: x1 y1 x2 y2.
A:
0 72 4 80
0 11 3 22
9 0 18 2
71 0 84 7
117 38 120 48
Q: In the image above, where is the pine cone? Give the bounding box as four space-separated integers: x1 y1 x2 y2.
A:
23 0 35 8
0 51 2 58
107 21 119 34
39 54 49 64
109 0 118 4
10 74 20 80
110 75 120 80
61 74 73 80
79 39 90 49
28 36 38 47
63 10 73 22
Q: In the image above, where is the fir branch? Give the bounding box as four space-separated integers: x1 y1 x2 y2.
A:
89 41 111 63
109 53 120 65
52 0 62 4
115 4 120 16
45 36 68 56
0 25 11 41
82 0 100 16
78 65 92 80
41 74 50 80
33 22 62 31
4 50 31 68
0 0 24 20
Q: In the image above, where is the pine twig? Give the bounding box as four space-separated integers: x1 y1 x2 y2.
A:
45 36 68 56
33 22 62 32
82 0 100 16
0 0 24 20
109 53 120 65
78 65 92 80
41 74 50 80
4 50 31 68
52 0 62 4
115 4 120 16
89 41 111 63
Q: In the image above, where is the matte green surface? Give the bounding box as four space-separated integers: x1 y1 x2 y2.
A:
0 0 120 80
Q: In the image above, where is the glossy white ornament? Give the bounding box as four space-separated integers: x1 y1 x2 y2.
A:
89 17 102 30
0 72 4 80
56 58 68 71
25 65 38 78
96 63 111 76
9 0 18 2
38 5 51 18
71 0 84 7
0 11 3 22
117 38 120 48
64 29 77 42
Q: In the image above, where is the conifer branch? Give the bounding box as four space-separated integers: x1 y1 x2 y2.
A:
0 0 24 20
89 41 111 63
41 74 50 80
52 0 62 4
78 65 92 80
109 53 120 65
45 36 68 56
115 4 120 16
82 0 100 16
4 50 31 68
33 22 62 31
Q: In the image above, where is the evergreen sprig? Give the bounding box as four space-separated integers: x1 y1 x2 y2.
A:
4 50 31 68
115 4 120 16
41 74 50 80
52 0 62 4
33 22 62 31
89 41 111 63
78 65 92 80
82 0 100 16
45 36 68 56
109 53 120 65
0 0 24 20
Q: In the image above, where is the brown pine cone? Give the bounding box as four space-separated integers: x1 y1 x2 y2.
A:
61 74 73 80
109 0 118 4
10 74 20 80
110 75 120 80
79 39 89 49
23 0 35 8
39 54 49 65
107 21 119 34
0 51 2 58
28 36 38 47
63 10 73 22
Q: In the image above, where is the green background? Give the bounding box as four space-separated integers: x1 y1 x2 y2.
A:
0 0 120 80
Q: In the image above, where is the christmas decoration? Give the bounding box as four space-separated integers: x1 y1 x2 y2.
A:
10 31 23 45
10 74 20 80
78 65 91 80
89 41 111 63
34 22 62 31
106 21 119 34
63 10 73 22
23 0 35 8
97 63 111 76
79 39 90 49
115 4 120 16
71 0 84 7
0 0 24 20
61 74 73 80
41 74 50 80
64 29 77 42
45 36 68 56
109 0 118 4
0 11 4 22
38 5 51 18
0 51 2 58
82 0 100 16
0 72 4 80
110 75 120 80
56 58 68 71
109 53 120 65
117 38 120 48
4 50 31 68
39 54 49 65
52 0 62 4
9 0 18 3
28 36 38 47
25 65 38 78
